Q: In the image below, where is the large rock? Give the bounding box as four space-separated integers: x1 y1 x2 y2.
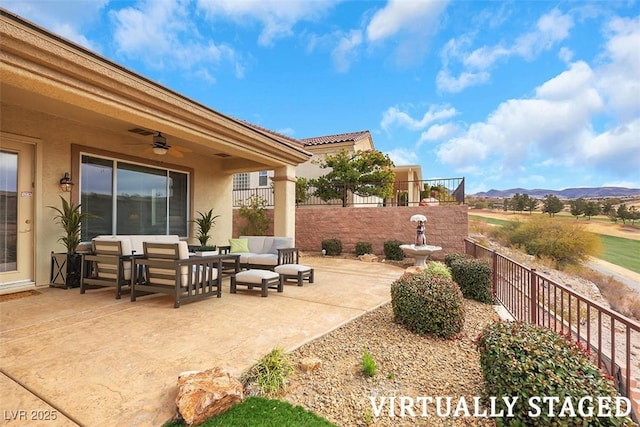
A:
358 253 379 262
176 367 244 426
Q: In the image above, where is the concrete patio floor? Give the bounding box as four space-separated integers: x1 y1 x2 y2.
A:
0 257 403 426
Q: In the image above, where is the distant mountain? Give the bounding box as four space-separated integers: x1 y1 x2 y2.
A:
472 187 640 199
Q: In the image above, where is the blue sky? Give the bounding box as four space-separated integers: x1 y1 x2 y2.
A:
2 0 639 193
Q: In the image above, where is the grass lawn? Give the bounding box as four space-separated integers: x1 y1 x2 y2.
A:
599 234 640 274
469 214 640 273
164 397 337 427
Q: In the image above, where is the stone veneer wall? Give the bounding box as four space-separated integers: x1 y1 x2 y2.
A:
233 205 468 259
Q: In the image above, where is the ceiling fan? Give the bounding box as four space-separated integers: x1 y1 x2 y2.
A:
145 132 192 158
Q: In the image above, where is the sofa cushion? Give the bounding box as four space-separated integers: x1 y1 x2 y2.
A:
241 236 269 253
247 254 279 266
268 237 293 255
229 238 250 253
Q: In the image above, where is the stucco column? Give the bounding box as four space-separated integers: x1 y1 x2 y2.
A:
272 165 296 240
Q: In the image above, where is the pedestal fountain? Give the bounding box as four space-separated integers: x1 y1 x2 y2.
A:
399 214 442 268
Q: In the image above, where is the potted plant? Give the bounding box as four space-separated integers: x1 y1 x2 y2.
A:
192 208 220 256
49 196 97 288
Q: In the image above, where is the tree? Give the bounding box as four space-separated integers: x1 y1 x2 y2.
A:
310 150 395 207
583 201 600 220
238 195 269 236
569 198 586 219
524 196 538 214
617 204 630 224
541 194 563 216
295 177 311 206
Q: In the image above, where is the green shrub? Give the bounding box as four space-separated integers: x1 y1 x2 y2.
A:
361 348 376 377
238 195 269 236
450 258 494 304
383 240 404 261
321 238 342 256
444 252 469 268
355 241 373 256
423 261 452 280
390 271 464 339
477 322 634 426
241 347 293 398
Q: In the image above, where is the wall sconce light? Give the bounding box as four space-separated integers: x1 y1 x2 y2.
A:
59 172 74 192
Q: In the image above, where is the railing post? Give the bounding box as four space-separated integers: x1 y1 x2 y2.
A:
530 268 538 324
492 249 497 297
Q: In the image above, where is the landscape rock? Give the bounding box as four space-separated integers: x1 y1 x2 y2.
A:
298 357 322 373
358 253 379 262
175 367 243 426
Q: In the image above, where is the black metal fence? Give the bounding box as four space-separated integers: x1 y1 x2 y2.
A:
465 238 640 418
233 177 465 207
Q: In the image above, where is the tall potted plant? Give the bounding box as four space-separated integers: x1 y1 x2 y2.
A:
192 208 220 256
49 196 96 288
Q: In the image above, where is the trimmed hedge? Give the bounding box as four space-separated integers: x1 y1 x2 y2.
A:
321 238 342 256
355 241 373 256
423 261 452 280
444 252 470 268
390 271 464 339
384 240 404 261
477 322 634 426
450 258 494 304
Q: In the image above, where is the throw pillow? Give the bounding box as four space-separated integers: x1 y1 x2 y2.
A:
229 238 250 253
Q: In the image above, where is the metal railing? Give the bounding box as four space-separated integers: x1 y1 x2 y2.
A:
465 238 640 412
233 177 465 207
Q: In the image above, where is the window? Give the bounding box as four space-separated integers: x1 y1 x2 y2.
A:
233 173 249 190
80 155 189 239
258 171 269 187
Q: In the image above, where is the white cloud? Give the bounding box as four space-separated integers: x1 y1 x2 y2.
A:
331 30 363 73
381 105 457 131
385 148 419 166
417 123 459 146
436 69 490 93
365 0 449 65
111 0 241 75
2 0 108 51
584 119 640 178
196 0 339 46
596 15 640 123
437 8 574 93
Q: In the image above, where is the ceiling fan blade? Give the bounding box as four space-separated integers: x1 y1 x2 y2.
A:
168 150 184 158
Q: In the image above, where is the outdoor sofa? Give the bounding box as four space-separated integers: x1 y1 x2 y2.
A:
219 236 297 270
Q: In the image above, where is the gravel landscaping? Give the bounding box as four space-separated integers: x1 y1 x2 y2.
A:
283 299 501 427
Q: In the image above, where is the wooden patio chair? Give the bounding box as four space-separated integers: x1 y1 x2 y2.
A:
80 238 135 299
131 242 222 308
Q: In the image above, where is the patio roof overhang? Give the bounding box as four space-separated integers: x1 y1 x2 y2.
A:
0 9 311 171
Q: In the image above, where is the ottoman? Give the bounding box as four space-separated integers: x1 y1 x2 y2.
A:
274 264 314 287
231 269 282 297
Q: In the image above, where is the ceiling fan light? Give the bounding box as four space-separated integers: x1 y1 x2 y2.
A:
153 132 167 145
153 146 168 155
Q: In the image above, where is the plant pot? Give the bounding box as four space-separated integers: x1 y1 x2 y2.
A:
50 252 82 289
194 250 219 257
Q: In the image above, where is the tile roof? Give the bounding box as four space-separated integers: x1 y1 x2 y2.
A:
300 130 371 147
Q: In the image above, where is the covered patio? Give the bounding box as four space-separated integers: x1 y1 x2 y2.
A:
1 256 402 426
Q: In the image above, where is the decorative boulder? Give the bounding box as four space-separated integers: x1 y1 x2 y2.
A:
358 254 379 262
298 357 322 373
176 367 243 426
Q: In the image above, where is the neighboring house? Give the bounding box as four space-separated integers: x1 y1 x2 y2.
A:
235 130 425 206
0 10 311 292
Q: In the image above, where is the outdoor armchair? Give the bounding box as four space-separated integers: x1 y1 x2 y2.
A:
80 238 136 299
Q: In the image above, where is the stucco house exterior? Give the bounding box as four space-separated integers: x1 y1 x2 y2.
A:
234 130 424 206
0 10 311 292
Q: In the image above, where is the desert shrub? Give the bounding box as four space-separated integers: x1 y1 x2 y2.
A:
241 347 294 398
423 261 452 280
477 322 634 426
321 238 342 256
450 258 494 304
444 252 469 268
361 349 376 377
507 216 601 268
390 271 464 339
355 241 373 256
383 240 404 261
